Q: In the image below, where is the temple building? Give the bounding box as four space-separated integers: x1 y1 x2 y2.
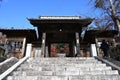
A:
0 16 118 58
0 29 37 58
1 16 120 80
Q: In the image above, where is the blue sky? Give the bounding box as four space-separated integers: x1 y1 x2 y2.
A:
0 0 100 29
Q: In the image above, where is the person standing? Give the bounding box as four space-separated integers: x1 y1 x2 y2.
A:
100 40 109 58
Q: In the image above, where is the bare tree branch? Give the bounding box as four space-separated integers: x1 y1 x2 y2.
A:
89 0 120 30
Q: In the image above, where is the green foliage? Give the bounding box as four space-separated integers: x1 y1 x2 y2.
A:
109 45 120 61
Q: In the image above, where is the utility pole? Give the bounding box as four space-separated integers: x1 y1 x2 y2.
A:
109 0 120 36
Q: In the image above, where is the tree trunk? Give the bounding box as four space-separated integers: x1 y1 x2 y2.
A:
109 0 120 35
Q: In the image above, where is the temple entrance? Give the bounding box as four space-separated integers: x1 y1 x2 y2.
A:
46 32 76 57
50 43 69 57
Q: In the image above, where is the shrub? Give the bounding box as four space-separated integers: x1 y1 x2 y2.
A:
109 45 120 61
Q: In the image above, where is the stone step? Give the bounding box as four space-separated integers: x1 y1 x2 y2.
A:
16 66 112 72
28 60 99 63
24 61 101 65
6 57 120 80
7 76 38 80
30 58 97 61
54 70 119 76
7 75 120 80
19 63 107 69
42 66 112 71
32 57 95 60
69 75 120 80
26 60 101 63
27 60 100 64
11 70 119 76
28 58 97 62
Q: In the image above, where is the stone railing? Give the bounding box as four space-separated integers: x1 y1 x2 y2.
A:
95 56 120 74
0 44 32 80
0 56 28 80
0 57 18 74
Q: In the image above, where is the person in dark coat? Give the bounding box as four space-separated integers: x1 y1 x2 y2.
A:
100 40 109 58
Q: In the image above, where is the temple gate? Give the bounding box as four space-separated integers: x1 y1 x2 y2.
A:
28 16 93 57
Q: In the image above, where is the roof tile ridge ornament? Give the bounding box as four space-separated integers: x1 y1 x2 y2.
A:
27 17 38 20
39 16 81 20
27 16 94 22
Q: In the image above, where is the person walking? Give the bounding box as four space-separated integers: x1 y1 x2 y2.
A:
100 40 109 58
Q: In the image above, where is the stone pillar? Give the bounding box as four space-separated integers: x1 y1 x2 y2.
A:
112 39 116 47
41 33 46 57
75 32 81 56
90 44 97 56
26 44 32 57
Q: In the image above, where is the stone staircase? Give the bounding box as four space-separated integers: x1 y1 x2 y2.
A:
7 57 120 80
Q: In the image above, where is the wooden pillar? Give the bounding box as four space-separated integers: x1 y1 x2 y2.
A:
22 38 26 56
41 32 46 57
45 46 49 57
75 32 81 56
68 42 73 57
71 39 76 56
95 38 99 56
